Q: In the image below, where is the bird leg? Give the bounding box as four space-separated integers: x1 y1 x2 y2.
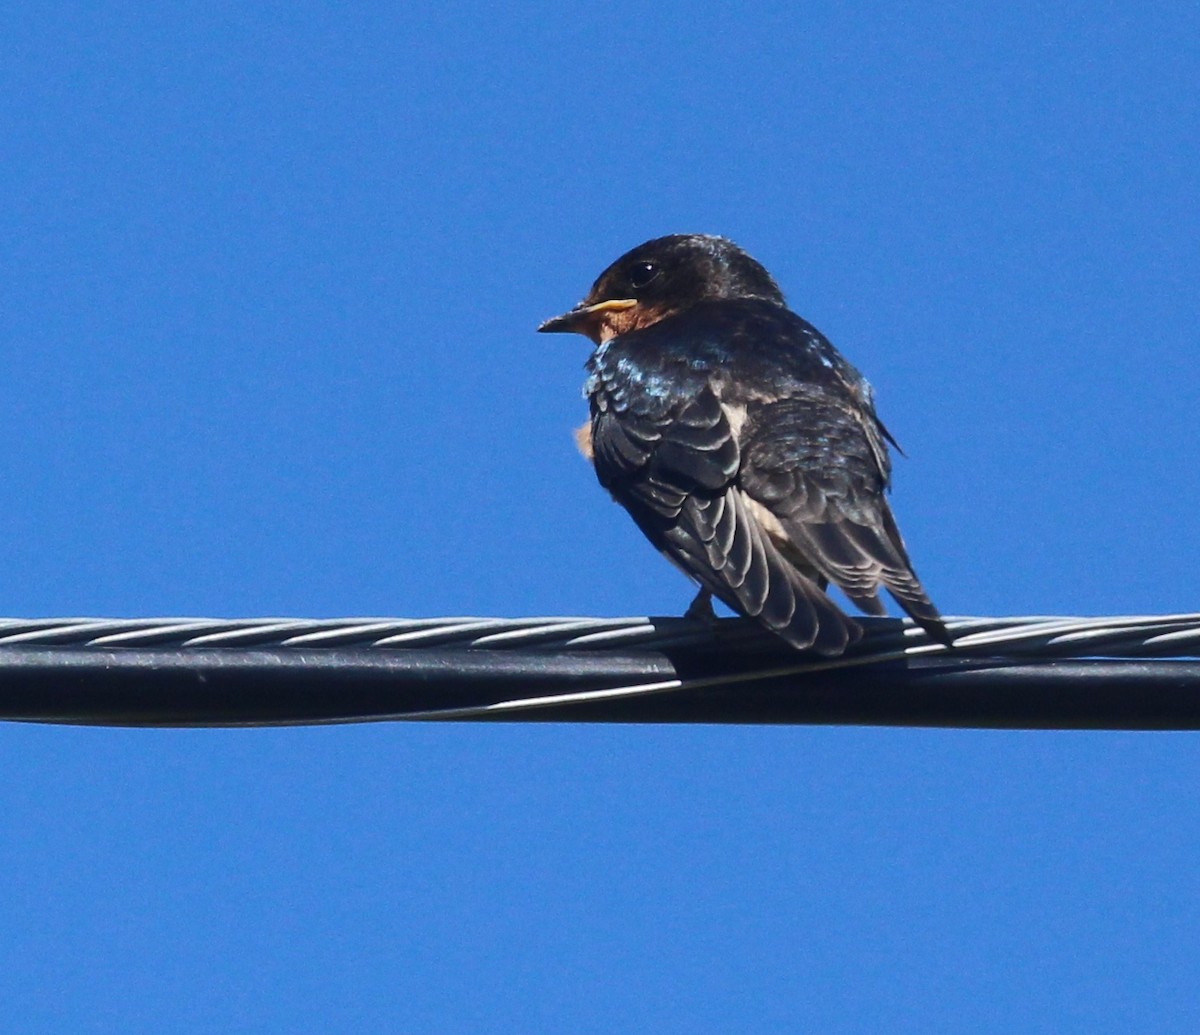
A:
684 588 717 624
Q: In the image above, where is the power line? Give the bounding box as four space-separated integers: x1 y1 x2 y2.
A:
2 613 1198 729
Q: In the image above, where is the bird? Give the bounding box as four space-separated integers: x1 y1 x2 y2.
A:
538 233 950 655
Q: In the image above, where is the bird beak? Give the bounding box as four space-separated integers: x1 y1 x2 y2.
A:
537 298 638 334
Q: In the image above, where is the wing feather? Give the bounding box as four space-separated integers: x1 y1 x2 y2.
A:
740 395 950 644
591 385 860 653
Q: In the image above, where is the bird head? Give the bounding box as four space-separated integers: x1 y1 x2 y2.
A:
538 234 785 343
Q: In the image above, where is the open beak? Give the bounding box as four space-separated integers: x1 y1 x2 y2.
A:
537 297 638 334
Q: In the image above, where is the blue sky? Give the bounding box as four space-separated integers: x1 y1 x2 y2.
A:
1 2 1198 1031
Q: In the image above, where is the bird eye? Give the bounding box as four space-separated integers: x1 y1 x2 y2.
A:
626 261 660 290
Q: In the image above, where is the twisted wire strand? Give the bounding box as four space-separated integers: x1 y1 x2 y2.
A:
0 612 1196 657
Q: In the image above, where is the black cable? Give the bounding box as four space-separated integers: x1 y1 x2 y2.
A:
0 613 1197 730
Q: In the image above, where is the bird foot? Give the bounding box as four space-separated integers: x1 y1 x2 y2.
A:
684 589 717 625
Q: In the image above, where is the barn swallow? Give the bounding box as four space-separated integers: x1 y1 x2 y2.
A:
539 234 950 655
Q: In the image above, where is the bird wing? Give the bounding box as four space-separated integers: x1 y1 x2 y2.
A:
590 382 861 654
737 391 949 642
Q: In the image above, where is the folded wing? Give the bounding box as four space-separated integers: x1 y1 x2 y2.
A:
591 384 861 654
739 393 950 644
